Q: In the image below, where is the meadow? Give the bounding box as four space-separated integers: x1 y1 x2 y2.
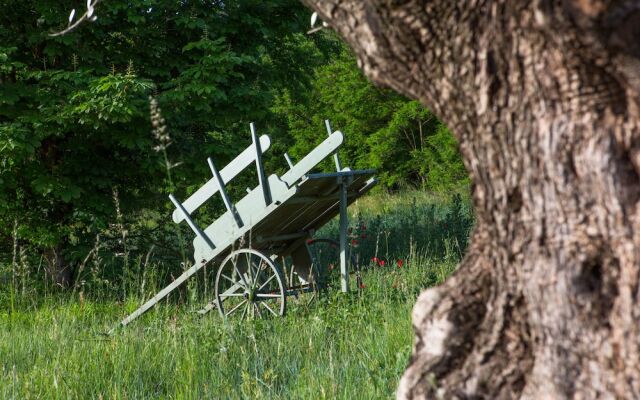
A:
1 190 473 399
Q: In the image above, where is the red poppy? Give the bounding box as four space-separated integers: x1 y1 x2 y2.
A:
359 283 366 289
371 257 379 263
351 239 359 246
397 259 404 268
379 260 386 267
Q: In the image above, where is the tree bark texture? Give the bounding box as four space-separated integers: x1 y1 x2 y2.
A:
302 1 640 398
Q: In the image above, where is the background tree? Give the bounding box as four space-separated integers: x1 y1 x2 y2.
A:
0 0 337 286
273 44 468 191
1 0 468 290
302 0 640 398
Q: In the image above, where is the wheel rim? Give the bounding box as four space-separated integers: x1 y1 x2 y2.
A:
215 249 286 319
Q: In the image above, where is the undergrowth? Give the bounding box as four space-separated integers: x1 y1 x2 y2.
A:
1 189 472 399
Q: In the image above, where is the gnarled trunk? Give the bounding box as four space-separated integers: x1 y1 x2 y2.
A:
302 1 640 398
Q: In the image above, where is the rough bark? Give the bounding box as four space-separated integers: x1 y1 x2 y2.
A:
301 1 640 398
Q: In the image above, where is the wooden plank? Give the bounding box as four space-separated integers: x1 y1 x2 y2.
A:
284 153 294 169
339 179 349 292
280 131 343 187
251 123 272 206
264 177 338 236
256 231 308 244
115 261 208 330
169 194 215 250
325 119 342 172
172 134 271 223
207 157 243 228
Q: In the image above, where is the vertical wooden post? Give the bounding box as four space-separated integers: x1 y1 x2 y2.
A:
325 119 342 172
251 122 272 206
339 177 349 292
284 152 294 169
169 194 215 250
207 157 243 228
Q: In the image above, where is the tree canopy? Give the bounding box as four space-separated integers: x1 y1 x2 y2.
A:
0 0 465 284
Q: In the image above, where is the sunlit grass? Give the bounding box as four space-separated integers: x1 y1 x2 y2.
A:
1 189 471 399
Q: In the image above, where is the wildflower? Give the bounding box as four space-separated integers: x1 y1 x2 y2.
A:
351 239 359 247
379 260 386 267
397 259 404 268
359 283 366 289
371 256 379 264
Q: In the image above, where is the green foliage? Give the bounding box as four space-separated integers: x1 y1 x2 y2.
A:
273 45 468 191
0 1 469 288
0 0 338 267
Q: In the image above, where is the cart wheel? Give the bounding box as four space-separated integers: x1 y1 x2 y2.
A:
215 249 286 319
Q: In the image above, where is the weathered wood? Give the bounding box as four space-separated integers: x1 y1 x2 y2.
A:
169 194 214 250
325 119 342 171
251 123 272 207
207 157 243 228
339 178 349 293
118 127 376 329
280 131 343 186
171 134 271 223
284 152 294 169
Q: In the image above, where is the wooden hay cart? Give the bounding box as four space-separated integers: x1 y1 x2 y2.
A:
115 121 376 328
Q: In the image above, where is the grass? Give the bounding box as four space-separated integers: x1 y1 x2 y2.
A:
1 189 472 399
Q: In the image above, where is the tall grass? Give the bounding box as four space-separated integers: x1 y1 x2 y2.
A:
1 189 472 399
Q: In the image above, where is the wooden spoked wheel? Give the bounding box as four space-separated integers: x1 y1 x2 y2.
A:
215 249 286 319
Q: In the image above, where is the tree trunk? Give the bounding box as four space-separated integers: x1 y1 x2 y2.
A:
302 1 640 398
44 245 73 288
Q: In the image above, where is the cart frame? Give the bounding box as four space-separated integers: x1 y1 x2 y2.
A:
112 121 376 331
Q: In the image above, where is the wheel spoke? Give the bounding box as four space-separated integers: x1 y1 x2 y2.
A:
254 303 263 318
251 260 265 290
217 249 285 319
232 262 249 288
256 293 281 298
220 292 245 298
221 273 240 286
240 301 249 321
225 299 247 316
261 301 279 317
244 253 255 286
258 272 277 291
